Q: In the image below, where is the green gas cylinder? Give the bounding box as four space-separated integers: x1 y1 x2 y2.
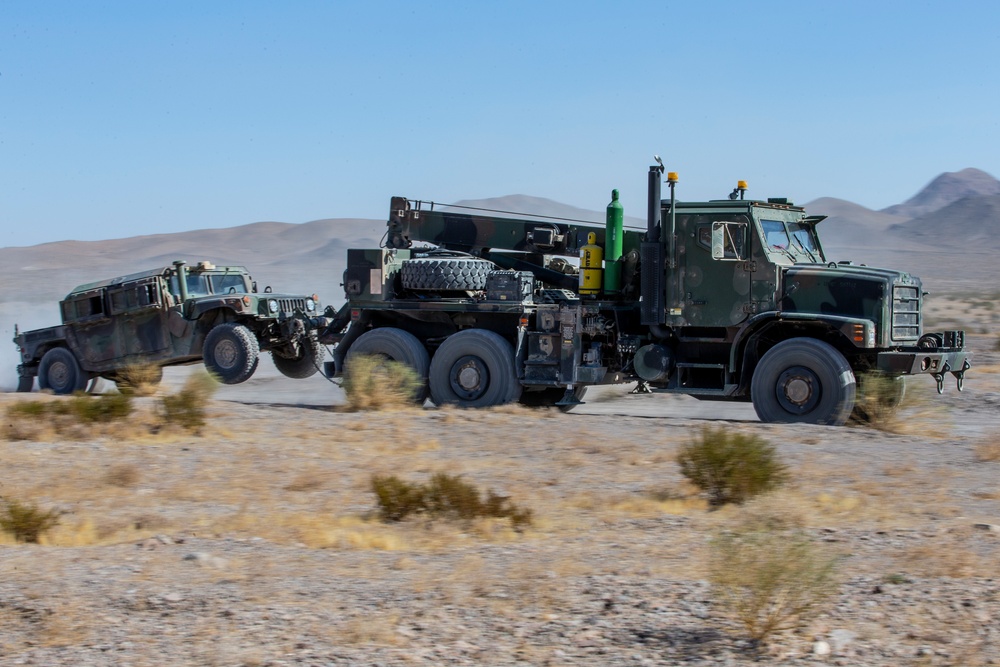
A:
603 188 624 293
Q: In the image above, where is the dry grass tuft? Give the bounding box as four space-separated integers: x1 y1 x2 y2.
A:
3 393 134 441
0 497 61 543
341 354 422 411
708 508 839 644
113 363 163 397
850 372 906 432
160 371 218 433
371 473 533 530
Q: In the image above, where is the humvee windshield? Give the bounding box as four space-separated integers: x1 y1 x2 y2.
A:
169 271 251 298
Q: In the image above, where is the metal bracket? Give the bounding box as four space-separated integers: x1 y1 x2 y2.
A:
953 358 971 392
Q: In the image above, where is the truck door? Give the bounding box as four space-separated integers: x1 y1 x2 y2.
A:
107 278 170 357
671 212 753 326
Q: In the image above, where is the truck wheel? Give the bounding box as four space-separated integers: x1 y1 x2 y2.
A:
751 338 856 426
429 329 521 407
401 258 494 291
203 323 260 384
345 327 430 402
272 336 325 379
38 347 89 395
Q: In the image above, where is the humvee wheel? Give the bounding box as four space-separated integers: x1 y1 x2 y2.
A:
203 323 260 384
345 328 430 402
38 347 89 395
751 338 856 426
272 336 325 379
429 329 521 408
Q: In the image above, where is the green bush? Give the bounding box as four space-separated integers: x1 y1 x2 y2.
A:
709 521 838 644
677 427 788 506
69 392 133 423
371 473 532 530
160 371 218 433
342 354 422 410
0 497 60 543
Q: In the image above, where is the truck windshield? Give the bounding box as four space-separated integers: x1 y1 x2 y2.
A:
760 217 824 264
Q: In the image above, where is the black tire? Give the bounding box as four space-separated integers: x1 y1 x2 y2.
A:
518 386 587 412
272 336 324 379
16 376 34 392
346 328 430 402
751 338 856 426
38 347 89 395
429 329 521 407
203 323 260 384
401 258 494 291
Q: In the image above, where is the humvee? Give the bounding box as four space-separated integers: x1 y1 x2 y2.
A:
14 260 324 394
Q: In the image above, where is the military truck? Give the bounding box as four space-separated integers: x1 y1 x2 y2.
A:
314 161 970 425
14 260 323 394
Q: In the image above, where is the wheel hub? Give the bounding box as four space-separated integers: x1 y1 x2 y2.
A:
215 340 238 369
49 361 69 388
775 366 821 414
450 355 489 400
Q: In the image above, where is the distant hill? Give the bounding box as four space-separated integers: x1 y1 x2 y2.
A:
3 169 998 313
882 168 1000 219
889 194 1000 249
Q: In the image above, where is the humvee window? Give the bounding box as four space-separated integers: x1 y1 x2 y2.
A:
212 274 247 294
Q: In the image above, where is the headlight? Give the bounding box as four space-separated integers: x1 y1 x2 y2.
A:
305 298 316 312
268 299 279 313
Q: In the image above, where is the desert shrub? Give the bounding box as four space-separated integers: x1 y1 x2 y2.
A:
371 473 532 530
850 371 906 431
342 354 421 411
709 519 838 644
677 427 788 506
69 392 133 423
160 371 218 433
114 363 162 396
0 497 60 543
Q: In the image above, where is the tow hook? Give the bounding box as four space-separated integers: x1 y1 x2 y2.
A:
934 361 952 394
953 359 971 392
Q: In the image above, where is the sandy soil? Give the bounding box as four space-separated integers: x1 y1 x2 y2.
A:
0 332 997 666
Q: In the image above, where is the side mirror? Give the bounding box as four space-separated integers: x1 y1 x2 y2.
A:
712 222 747 261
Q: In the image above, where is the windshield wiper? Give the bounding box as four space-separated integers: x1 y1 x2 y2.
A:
790 235 819 263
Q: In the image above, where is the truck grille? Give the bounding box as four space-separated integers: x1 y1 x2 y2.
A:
891 285 920 341
276 298 307 314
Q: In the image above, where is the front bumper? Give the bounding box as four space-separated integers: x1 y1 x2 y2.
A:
876 330 971 393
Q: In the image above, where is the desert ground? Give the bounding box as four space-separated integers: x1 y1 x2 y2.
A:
1 291 998 666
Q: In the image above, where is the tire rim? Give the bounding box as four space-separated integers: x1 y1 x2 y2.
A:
775 366 821 415
215 340 239 369
49 361 70 390
449 355 490 400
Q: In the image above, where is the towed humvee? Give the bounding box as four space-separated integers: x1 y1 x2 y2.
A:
14 260 324 394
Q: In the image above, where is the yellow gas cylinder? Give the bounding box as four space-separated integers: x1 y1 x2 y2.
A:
579 232 603 295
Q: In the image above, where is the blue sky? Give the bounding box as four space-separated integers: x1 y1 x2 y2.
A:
2 1 999 248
